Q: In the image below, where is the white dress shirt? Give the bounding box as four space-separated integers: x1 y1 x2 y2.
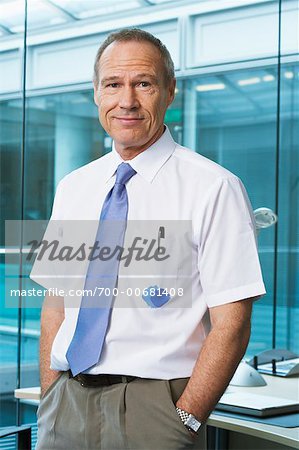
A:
31 126 265 379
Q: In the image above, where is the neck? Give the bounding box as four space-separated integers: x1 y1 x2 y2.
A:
115 125 165 160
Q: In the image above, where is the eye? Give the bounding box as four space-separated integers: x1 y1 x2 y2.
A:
107 83 119 88
139 81 150 88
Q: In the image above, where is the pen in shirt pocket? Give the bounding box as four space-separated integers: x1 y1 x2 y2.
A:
157 226 165 253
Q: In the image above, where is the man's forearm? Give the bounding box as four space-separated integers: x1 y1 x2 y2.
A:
176 319 251 422
40 294 64 396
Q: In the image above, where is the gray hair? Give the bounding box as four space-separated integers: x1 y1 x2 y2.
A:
93 28 175 87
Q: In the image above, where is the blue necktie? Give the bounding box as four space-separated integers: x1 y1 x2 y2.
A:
66 163 136 376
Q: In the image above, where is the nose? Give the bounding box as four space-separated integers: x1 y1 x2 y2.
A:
118 86 139 110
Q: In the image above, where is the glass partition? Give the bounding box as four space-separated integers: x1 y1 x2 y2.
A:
274 0 299 350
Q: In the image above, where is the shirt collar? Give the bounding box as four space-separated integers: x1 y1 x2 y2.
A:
104 126 176 183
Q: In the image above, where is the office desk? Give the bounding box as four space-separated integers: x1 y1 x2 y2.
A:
207 374 298 449
15 386 40 401
15 374 298 449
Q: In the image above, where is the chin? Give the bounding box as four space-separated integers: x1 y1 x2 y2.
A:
113 132 146 147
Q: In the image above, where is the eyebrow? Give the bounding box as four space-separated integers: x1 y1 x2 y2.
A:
100 73 158 86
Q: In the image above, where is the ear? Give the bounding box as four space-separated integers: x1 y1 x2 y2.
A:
93 81 100 107
167 78 176 106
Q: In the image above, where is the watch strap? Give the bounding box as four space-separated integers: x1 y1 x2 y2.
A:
175 407 201 433
176 407 191 424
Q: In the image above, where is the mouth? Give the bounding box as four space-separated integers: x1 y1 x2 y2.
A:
113 117 144 126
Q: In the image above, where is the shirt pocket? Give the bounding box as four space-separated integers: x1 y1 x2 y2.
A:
117 221 192 309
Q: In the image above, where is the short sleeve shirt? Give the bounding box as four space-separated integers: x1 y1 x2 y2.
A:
30 127 265 379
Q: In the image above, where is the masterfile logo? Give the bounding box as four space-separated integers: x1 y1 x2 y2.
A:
5 220 193 309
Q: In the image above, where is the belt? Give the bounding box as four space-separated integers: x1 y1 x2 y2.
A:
68 370 137 387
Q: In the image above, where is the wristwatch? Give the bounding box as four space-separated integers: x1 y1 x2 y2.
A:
175 407 201 434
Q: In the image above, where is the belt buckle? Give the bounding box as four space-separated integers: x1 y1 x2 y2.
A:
77 374 87 387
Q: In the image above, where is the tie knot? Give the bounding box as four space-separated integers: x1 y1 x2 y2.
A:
115 163 136 185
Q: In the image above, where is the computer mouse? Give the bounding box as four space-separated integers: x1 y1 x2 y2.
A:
229 361 267 387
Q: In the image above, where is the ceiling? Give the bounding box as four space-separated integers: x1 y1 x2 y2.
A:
0 0 175 37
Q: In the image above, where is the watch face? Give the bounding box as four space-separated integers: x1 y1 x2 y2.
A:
186 415 201 432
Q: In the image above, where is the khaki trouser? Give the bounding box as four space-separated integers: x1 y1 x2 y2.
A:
36 372 206 450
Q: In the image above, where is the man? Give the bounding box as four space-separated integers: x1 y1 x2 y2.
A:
32 28 265 450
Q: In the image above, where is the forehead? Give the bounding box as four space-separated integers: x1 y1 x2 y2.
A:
98 40 163 77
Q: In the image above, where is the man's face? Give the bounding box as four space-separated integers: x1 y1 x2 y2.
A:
94 40 176 153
